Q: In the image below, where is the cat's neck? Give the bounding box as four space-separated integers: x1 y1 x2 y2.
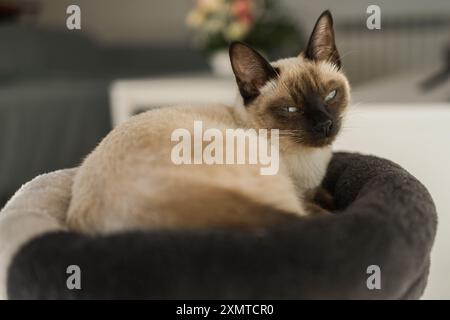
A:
282 146 333 192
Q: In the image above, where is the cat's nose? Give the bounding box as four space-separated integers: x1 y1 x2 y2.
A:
313 120 333 136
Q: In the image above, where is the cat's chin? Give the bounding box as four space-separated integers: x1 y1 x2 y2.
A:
297 135 337 149
302 124 342 148
279 135 336 151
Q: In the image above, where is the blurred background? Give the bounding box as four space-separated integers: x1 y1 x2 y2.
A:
0 0 449 299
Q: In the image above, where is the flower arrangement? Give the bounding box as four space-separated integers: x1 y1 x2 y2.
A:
186 0 303 56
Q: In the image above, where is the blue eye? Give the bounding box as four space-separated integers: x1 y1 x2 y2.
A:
286 106 298 113
324 90 337 102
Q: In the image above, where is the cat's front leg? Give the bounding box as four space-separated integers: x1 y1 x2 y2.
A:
304 187 336 215
304 201 331 216
312 187 336 211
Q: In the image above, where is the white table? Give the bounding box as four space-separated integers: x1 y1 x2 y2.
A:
110 74 237 127
110 75 450 299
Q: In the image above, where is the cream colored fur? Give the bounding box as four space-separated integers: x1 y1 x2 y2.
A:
67 15 350 233
66 62 350 234
66 103 323 233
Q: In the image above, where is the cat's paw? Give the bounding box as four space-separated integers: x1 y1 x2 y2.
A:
312 187 336 211
304 202 332 216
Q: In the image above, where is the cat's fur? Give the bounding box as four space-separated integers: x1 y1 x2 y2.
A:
67 11 350 234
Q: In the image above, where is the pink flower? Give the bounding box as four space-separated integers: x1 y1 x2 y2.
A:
232 0 253 26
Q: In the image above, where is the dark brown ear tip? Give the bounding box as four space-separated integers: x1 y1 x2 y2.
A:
319 9 334 24
229 41 244 58
229 41 247 52
230 41 246 46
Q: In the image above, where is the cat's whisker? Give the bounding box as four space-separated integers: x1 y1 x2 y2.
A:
338 49 359 60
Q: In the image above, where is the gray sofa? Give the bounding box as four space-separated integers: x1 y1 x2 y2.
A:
0 23 208 205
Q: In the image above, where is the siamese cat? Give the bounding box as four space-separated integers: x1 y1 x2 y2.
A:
67 11 350 234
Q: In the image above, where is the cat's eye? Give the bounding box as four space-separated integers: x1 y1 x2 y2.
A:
286 106 298 113
324 90 337 102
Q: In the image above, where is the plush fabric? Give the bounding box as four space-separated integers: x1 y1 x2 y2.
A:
0 152 437 299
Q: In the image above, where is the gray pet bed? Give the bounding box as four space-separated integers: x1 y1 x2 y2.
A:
0 152 437 299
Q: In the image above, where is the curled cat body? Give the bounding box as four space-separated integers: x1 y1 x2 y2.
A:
67 11 350 234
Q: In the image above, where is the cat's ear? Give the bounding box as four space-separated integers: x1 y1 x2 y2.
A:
229 41 278 105
304 10 341 69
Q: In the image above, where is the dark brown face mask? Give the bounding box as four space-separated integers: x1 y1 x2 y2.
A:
229 10 348 148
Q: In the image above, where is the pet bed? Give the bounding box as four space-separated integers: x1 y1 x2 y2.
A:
0 152 437 299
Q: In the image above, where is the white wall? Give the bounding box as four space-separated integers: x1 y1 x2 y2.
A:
33 0 450 47
35 0 194 46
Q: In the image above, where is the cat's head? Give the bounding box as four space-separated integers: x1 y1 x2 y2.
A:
230 10 350 148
